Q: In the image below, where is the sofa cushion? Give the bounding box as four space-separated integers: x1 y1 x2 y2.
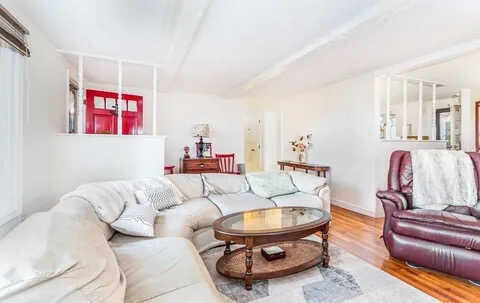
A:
111 202 156 237
62 180 136 224
202 173 249 195
270 192 323 209
392 209 480 233
288 171 327 195
51 196 115 240
246 172 298 198
391 210 480 251
207 192 275 215
110 237 224 303
0 211 126 302
167 174 205 200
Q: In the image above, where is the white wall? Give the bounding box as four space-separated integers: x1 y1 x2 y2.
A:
157 93 244 171
246 72 450 217
263 112 282 171
52 135 165 197
1 1 70 219
246 73 379 216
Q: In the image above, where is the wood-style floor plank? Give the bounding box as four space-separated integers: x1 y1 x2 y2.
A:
317 205 480 303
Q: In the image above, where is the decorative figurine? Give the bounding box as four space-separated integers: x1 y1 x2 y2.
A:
184 146 191 159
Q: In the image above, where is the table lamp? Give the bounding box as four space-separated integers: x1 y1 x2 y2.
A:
192 124 210 158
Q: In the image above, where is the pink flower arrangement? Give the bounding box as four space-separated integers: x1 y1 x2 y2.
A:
290 134 312 152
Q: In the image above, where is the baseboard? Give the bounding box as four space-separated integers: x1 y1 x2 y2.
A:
331 199 377 217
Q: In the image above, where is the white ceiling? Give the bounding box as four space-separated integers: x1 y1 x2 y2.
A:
10 0 480 97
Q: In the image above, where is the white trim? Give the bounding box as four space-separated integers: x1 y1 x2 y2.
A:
402 79 408 140
56 133 167 139
381 139 447 143
417 81 423 140
385 76 391 139
117 60 123 136
77 56 84 133
431 84 437 140
331 199 377 217
65 68 70 133
152 67 157 136
57 49 162 68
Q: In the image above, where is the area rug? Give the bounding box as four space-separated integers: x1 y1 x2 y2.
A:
200 236 437 303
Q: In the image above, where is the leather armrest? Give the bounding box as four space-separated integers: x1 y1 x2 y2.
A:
376 190 406 211
472 206 480 219
376 190 407 252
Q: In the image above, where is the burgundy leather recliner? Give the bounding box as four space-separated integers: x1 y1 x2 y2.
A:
377 150 480 283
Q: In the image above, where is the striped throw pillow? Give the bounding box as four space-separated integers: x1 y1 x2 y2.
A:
136 185 181 211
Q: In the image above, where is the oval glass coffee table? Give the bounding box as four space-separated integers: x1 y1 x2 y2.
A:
213 206 331 290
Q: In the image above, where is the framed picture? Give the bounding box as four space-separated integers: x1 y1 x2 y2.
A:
196 142 212 158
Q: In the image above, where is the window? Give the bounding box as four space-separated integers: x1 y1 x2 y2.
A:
0 5 29 226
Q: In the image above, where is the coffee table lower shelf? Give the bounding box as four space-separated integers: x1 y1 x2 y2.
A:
216 240 324 281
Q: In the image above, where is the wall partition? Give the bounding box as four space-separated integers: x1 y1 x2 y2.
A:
376 75 461 149
58 49 161 136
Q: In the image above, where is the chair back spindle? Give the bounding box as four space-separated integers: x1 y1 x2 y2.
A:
216 153 236 174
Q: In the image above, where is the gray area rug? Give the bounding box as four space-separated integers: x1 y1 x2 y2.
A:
201 236 437 303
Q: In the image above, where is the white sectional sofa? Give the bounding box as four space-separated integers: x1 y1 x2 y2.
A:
0 171 330 302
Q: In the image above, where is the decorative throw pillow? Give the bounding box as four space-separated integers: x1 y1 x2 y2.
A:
135 184 181 211
110 203 155 237
288 171 327 195
246 172 298 198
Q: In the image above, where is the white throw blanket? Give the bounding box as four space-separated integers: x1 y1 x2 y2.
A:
411 150 477 209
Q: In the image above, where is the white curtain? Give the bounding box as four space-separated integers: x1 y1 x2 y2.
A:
0 42 25 226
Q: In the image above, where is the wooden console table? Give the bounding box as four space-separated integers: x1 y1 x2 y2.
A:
277 161 329 178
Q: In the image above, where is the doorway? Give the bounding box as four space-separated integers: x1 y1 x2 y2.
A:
85 89 143 135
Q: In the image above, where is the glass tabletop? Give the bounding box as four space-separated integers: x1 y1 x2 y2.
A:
216 207 329 234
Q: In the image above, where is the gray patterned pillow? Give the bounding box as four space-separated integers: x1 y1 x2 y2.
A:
110 203 155 237
135 185 181 211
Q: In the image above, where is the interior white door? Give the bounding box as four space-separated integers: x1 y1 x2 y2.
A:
263 112 282 171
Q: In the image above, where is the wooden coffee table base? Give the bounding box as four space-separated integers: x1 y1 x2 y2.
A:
216 239 329 290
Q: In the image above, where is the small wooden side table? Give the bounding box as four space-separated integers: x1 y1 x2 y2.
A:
180 157 221 174
277 161 329 178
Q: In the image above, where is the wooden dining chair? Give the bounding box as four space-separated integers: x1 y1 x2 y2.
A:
215 153 240 174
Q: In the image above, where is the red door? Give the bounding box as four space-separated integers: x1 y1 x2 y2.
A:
86 89 143 135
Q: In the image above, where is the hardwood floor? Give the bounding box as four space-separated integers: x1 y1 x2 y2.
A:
322 205 480 303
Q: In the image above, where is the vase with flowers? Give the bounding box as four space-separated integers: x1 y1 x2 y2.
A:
289 133 312 163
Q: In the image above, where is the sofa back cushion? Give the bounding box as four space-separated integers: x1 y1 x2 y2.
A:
288 171 327 195
61 180 135 224
51 196 115 240
166 174 204 200
0 210 126 302
246 172 298 198
201 173 249 195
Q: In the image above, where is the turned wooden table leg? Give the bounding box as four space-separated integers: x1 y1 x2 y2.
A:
224 241 231 256
245 238 254 290
322 223 330 268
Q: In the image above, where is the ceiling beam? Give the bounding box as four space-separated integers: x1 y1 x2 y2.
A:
161 0 213 92
228 0 413 95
